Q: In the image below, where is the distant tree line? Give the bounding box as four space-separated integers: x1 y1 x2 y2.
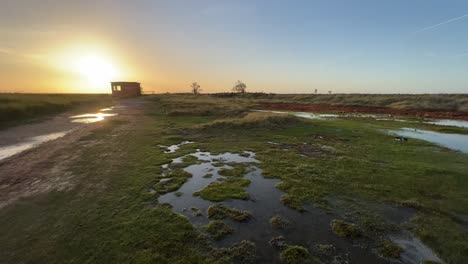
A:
189 80 247 95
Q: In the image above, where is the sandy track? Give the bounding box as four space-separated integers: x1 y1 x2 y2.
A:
0 98 145 209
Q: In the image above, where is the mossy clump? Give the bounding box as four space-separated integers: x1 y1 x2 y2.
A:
315 244 335 256
202 173 213 178
175 191 183 197
423 260 442 264
154 169 192 194
378 240 402 258
170 155 200 169
270 215 289 229
280 245 320 264
193 177 250 201
207 204 251 222
190 207 202 217
205 220 234 240
239 152 251 157
209 240 256 264
280 194 304 211
330 220 360 238
269 236 287 250
218 166 249 177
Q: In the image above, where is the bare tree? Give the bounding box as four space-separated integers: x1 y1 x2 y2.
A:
232 80 247 94
314 89 318 94
190 82 202 95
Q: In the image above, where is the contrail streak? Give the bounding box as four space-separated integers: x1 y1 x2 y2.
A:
415 14 468 33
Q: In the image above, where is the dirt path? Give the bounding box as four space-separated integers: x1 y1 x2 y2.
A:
257 103 468 120
0 98 146 209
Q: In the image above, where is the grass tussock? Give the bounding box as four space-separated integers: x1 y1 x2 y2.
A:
205 220 234 240
330 220 361 238
207 204 251 222
218 166 250 177
154 169 192 194
199 112 305 130
378 240 402 258
280 245 321 264
208 240 257 264
270 215 289 229
193 177 250 201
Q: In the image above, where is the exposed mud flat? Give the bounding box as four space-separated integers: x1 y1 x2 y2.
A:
157 148 440 263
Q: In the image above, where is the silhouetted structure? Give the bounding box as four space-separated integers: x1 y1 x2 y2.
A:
110 82 141 97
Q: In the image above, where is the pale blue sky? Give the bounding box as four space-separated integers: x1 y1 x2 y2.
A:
1 0 467 93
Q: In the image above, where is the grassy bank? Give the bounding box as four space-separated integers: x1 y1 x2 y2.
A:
211 93 468 112
0 93 113 129
0 94 467 263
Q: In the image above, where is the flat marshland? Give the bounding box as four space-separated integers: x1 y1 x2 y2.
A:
0 94 467 264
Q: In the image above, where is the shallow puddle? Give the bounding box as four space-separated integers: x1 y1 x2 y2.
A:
389 128 468 154
0 131 69 161
69 113 117 123
390 232 443 264
157 150 407 263
159 141 194 153
425 119 468 128
257 110 468 130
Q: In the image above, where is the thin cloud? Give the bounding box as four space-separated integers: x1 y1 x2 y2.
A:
414 14 468 33
0 47 12 54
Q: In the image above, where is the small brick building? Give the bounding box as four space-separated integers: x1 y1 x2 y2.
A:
110 82 142 97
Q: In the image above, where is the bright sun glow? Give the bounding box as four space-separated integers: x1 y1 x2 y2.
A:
72 55 118 86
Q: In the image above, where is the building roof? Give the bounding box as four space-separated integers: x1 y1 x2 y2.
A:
110 81 141 85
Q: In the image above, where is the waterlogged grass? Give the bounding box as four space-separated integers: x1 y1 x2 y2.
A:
152 95 468 263
280 245 321 264
270 215 289 229
193 177 251 201
330 220 361 238
208 240 256 264
1 94 467 263
218 165 250 177
378 240 402 258
207 204 251 222
154 169 192 194
205 220 234 240
0 93 112 128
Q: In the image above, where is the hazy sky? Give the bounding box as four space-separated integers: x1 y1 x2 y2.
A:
1 0 468 94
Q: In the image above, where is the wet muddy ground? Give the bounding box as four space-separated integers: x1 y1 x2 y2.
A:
157 147 442 263
0 107 119 161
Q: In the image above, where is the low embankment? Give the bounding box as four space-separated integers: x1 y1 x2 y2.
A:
211 93 468 120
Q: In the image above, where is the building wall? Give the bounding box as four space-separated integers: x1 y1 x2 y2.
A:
111 83 141 97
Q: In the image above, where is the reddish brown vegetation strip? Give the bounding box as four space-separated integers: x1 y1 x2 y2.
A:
257 103 468 120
